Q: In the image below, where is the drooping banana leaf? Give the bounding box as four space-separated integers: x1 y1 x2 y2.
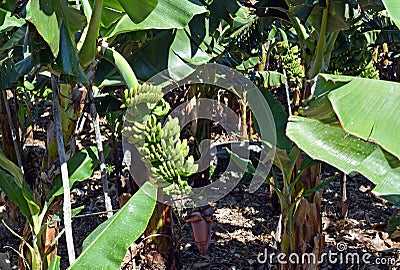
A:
15 0 86 74
0 149 23 186
25 0 59 56
287 73 400 206
0 150 40 220
0 169 33 220
316 74 400 160
236 57 260 71
254 82 293 151
69 182 157 270
25 0 86 57
287 116 400 206
53 22 87 81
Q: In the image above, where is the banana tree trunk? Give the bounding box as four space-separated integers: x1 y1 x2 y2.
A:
282 74 324 269
186 84 212 188
128 144 176 269
295 163 323 270
144 203 175 269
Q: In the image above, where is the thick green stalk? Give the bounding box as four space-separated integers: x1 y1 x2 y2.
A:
280 210 290 254
79 0 103 68
309 0 329 78
31 241 42 270
101 47 139 92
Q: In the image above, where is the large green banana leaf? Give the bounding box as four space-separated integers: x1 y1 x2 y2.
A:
255 81 293 151
25 0 59 56
101 0 207 39
69 182 157 270
25 0 86 57
287 116 400 206
287 74 400 206
318 74 400 160
381 0 400 29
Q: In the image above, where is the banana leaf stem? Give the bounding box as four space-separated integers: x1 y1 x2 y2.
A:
101 46 139 93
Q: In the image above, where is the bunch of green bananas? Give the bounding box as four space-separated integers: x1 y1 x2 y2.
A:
123 84 198 195
231 17 265 51
329 35 379 79
276 41 304 87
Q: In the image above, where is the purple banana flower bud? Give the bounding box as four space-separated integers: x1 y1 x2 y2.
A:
185 206 214 255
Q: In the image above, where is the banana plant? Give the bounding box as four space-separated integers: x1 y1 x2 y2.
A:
0 146 103 270
0 144 157 270
284 0 400 254
286 73 400 254
243 1 390 269
254 0 384 78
